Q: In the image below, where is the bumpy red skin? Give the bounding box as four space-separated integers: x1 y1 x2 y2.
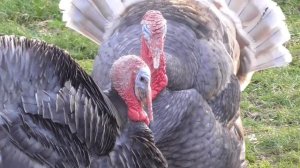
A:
123 80 150 126
141 37 168 100
140 11 168 100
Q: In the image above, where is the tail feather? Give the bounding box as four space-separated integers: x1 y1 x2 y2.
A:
60 0 112 44
66 19 105 44
91 0 125 20
226 0 248 15
253 46 292 71
217 0 292 89
245 2 286 35
255 23 290 55
59 0 143 44
123 0 144 7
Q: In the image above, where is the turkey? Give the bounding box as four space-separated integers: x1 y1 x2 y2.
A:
0 36 167 168
59 0 291 91
59 0 292 167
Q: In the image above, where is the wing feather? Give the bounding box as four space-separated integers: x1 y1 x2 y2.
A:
0 36 120 166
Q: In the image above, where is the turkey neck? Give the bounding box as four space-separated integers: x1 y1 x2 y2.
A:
141 37 168 100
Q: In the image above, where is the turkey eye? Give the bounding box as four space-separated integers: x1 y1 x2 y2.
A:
135 67 150 86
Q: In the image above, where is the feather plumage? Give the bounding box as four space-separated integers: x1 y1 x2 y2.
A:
0 35 167 167
59 0 292 167
216 0 292 89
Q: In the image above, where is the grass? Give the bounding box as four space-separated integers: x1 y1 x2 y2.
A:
0 0 98 60
242 0 300 167
0 0 299 167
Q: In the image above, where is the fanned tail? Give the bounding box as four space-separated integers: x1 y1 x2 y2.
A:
215 0 292 90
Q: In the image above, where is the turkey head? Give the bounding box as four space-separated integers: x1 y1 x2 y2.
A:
111 55 153 125
141 10 168 100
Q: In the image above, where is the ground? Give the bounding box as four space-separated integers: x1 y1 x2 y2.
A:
0 0 299 167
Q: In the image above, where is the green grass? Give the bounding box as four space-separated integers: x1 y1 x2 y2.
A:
241 0 300 167
0 0 299 167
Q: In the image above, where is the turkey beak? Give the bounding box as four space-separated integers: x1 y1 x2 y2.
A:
135 69 153 122
136 81 153 122
142 85 153 122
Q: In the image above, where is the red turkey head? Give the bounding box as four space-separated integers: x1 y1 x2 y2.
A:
111 55 153 125
141 10 167 69
141 10 168 99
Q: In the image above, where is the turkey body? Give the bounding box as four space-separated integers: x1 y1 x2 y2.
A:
92 1 241 124
0 36 167 168
151 89 241 168
59 0 292 167
90 1 243 167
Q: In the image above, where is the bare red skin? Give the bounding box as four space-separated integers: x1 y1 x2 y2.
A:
141 11 168 100
111 56 152 125
141 36 168 100
123 87 150 125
